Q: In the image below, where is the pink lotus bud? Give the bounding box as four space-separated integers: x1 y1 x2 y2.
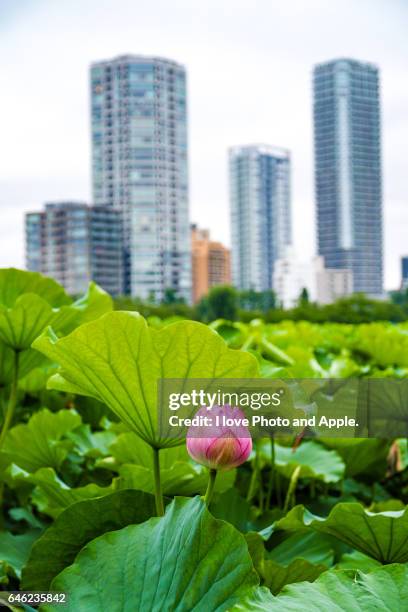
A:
186 405 252 471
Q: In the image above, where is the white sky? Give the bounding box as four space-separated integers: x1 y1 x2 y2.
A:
0 0 407 289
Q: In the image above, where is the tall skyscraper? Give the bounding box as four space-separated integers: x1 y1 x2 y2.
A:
191 224 231 303
401 256 408 290
90 55 191 302
25 202 124 296
313 58 383 296
229 145 292 291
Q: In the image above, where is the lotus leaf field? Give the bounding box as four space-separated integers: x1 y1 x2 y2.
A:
0 269 408 611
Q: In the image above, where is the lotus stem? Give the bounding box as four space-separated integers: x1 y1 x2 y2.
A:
246 441 260 502
0 350 20 451
266 436 275 508
276 472 282 507
204 468 217 507
310 479 316 499
241 333 255 351
152 446 164 516
283 465 301 513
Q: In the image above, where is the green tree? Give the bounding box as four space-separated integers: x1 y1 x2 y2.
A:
299 287 309 306
238 289 276 312
198 285 238 322
162 288 185 305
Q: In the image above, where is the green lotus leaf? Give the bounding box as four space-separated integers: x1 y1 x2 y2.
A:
16 365 56 393
2 409 81 472
0 341 49 386
65 424 116 459
267 531 335 567
0 269 70 309
246 531 331 595
0 530 41 583
7 466 112 518
212 488 254 532
336 550 381 572
51 282 114 335
262 558 327 595
108 432 235 495
117 461 235 496
0 340 15 385
211 488 274 539
354 323 408 368
233 564 408 611
274 502 408 563
0 294 58 351
22 490 157 591
0 269 112 391
0 269 69 351
0 285 112 352
33 312 259 447
260 440 345 483
320 438 391 479
313 504 408 564
44 497 265 611
109 431 190 468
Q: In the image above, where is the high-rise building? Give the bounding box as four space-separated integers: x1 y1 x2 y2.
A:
401 256 408 290
25 202 124 296
191 224 231 303
229 145 291 291
313 58 383 296
90 55 191 302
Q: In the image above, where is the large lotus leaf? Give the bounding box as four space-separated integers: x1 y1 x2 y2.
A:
336 550 381 572
0 269 68 351
320 438 391 479
260 440 345 483
7 466 112 518
33 312 259 447
229 588 276 610
212 488 254 532
73 395 118 427
211 488 274 539
2 409 81 472
0 340 48 386
262 559 327 595
209 319 245 348
312 504 408 564
370 499 406 512
109 431 190 468
117 461 235 496
0 530 41 583
0 294 58 350
0 271 112 383
268 531 335 567
245 531 328 595
354 322 408 368
274 502 408 563
61 282 113 328
0 269 70 309
50 282 113 334
233 564 408 611
66 424 116 459
16 362 59 393
22 490 157 591
44 497 264 611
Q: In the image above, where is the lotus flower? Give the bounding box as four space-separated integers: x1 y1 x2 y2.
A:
186 405 252 471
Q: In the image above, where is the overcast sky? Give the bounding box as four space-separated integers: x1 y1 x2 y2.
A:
0 0 407 289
